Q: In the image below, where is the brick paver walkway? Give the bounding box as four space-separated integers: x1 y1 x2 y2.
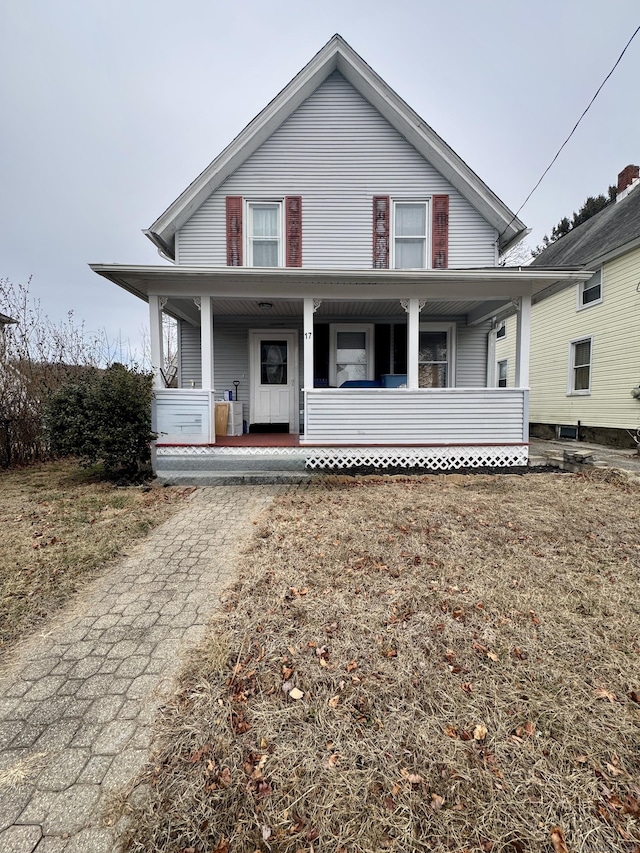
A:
0 485 283 852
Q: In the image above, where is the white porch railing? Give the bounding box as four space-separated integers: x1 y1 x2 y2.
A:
302 387 528 445
153 389 212 444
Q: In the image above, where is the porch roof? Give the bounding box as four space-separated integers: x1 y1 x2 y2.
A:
91 264 593 306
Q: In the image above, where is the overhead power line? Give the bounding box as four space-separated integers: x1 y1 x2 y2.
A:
501 23 640 241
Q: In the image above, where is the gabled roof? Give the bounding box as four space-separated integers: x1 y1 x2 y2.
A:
532 183 640 268
146 34 526 259
0 311 16 325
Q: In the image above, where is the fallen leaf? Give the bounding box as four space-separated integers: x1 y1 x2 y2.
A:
628 690 640 705
289 687 304 700
346 659 358 673
549 826 569 853
444 725 458 738
407 773 423 785
473 724 488 741
328 695 340 708
606 762 624 777
261 824 272 841
323 753 340 768
595 687 617 703
431 793 445 810
487 651 499 662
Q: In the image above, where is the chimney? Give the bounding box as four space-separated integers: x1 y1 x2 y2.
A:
617 164 639 194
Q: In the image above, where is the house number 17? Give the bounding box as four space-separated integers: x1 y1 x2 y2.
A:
304 332 313 339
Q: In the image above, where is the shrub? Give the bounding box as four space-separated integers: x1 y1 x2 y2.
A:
46 363 156 479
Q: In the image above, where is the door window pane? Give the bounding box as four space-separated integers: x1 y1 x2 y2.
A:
261 341 288 385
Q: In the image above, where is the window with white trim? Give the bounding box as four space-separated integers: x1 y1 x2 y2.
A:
578 269 602 309
419 323 455 387
330 324 374 387
392 201 429 269
569 337 592 394
497 359 508 388
246 201 283 267
496 321 506 339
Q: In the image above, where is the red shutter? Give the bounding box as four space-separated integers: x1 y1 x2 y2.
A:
226 196 243 266
373 196 390 269
432 194 449 269
285 196 302 267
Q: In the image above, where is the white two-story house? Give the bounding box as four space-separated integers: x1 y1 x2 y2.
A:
92 35 589 472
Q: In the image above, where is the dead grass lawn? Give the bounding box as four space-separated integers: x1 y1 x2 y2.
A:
122 471 640 853
0 460 192 653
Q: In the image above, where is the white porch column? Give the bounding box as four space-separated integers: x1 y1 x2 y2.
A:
405 299 421 390
200 296 214 391
199 295 215 442
148 294 164 390
515 295 531 388
303 298 316 391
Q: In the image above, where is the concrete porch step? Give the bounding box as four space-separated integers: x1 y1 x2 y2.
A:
156 470 312 485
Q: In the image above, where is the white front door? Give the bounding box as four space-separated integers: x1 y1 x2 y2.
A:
249 330 299 432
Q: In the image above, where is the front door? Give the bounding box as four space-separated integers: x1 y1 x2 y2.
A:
249 330 299 432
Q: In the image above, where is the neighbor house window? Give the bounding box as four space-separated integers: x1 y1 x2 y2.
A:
330 324 374 387
247 201 283 267
418 323 455 387
497 359 507 387
578 269 602 308
569 337 592 394
496 322 506 339
393 201 429 269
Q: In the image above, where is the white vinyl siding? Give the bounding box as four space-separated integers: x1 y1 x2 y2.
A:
178 321 202 388
528 246 640 429
177 72 497 268
304 388 526 444
455 321 490 387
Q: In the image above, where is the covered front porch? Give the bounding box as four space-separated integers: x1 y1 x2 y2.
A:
91 264 592 471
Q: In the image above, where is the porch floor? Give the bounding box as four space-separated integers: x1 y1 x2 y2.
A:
213 433 300 447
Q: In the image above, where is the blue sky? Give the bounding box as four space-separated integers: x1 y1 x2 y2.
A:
1 0 639 354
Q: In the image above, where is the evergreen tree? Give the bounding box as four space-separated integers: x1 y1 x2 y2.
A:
532 185 617 256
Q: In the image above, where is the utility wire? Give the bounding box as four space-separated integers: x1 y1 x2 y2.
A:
500 24 640 240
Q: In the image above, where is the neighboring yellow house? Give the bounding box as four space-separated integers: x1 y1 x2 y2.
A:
496 165 640 445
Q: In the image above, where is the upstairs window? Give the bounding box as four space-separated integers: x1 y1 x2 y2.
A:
496 322 506 339
393 201 428 269
247 201 282 267
578 269 602 308
569 337 592 394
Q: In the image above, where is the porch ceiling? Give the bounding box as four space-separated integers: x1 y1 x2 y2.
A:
174 297 486 318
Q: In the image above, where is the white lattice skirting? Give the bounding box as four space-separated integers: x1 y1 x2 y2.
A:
304 445 528 470
156 445 529 471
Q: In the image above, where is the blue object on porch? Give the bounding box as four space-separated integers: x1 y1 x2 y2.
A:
381 374 408 388
339 380 383 388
